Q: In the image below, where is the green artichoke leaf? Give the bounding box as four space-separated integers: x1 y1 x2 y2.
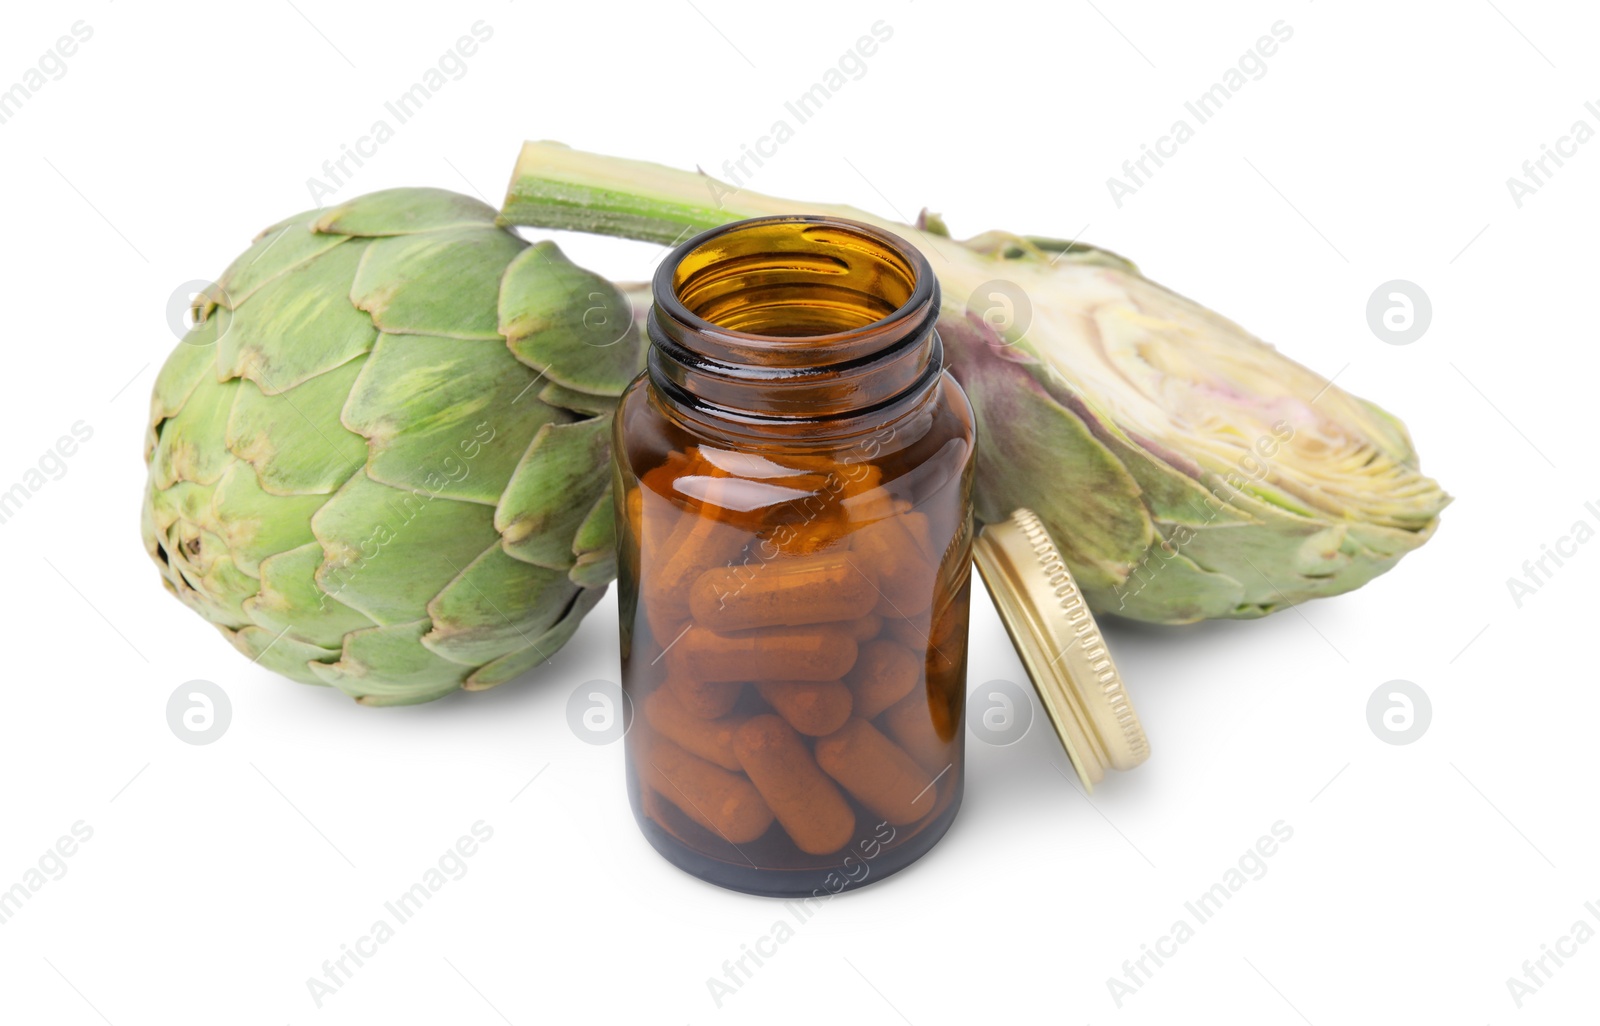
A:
538 381 620 416
146 479 220 554
500 240 646 396
226 358 367 496
464 584 607 690
224 624 339 686
569 491 617 588
349 226 523 340
147 480 224 608
161 522 258 630
314 188 499 237
150 309 230 456
140 478 162 562
243 542 376 651
1019 236 1139 274
149 373 240 491
340 333 570 505
210 461 323 578
218 241 378 394
1173 501 1423 612
1087 540 1247 623
215 220 347 309
1174 514 1348 611
1347 515 1439 562
310 619 470 705
310 471 499 626
422 541 587 666
256 207 321 237
496 415 612 570
940 315 1153 587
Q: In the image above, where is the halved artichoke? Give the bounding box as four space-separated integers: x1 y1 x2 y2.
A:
499 143 1448 622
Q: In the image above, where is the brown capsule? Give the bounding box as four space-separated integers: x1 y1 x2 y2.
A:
643 686 744 771
648 502 749 618
754 454 880 490
636 450 692 504
846 613 885 642
663 670 742 720
639 785 678 835
672 624 858 683
639 734 773 844
636 452 692 560
689 551 878 631
679 461 822 533
845 639 922 720
850 512 937 617
834 462 883 497
755 680 854 737
644 605 691 652
695 447 830 486
640 784 701 848
755 514 849 558
840 480 901 523
814 718 937 826
882 616 928 651
882 687 957 776
733 714 856 855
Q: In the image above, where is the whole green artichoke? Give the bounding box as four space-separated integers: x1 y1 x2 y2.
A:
143 188 646 703
499 142 1449 622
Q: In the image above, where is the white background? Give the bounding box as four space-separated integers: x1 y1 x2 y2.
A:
2 1 1596 1022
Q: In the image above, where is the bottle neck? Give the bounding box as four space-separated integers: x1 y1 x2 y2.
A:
646 216 941 430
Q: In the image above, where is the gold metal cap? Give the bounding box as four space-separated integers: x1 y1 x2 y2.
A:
972 508 1150 792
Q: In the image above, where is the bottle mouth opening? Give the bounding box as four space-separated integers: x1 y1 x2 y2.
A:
651 215 936 369
646 215 941 423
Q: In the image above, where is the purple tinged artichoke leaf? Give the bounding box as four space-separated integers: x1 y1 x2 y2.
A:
942 313 1152 590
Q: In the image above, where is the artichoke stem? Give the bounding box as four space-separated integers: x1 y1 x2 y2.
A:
499 141 904 246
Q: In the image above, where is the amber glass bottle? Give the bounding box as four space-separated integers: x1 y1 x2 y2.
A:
614 215 975 897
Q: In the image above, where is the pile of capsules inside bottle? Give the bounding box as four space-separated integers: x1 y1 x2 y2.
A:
620 437 971 886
